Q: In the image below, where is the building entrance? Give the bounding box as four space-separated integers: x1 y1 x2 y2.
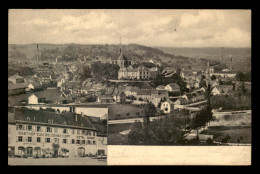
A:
27 147 33 157
77 147 85 157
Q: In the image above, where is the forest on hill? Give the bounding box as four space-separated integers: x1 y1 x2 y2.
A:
8 43 220 70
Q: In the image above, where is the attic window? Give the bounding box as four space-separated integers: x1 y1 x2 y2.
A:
26 117 30 121
48 119 52 123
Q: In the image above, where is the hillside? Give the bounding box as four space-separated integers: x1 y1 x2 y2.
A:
8 43 216 70
155 47 251 72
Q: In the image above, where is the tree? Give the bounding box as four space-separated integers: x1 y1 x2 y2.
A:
191 104 213 137
236 72 246 93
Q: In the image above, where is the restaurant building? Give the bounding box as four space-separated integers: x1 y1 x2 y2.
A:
8 107 107 158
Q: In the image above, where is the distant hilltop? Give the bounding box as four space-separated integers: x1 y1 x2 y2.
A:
8 43 251 72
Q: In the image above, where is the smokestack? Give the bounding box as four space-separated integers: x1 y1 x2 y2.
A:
36 44 39 62
230 53 232 71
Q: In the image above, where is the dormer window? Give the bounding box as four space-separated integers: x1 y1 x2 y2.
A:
48 119 52 123
27 117 30 121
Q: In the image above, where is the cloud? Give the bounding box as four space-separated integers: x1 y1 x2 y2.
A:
8 9 251 47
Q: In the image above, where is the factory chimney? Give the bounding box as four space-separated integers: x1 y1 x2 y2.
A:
230 53 232 71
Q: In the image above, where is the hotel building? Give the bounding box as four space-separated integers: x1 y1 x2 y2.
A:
8 107 107 158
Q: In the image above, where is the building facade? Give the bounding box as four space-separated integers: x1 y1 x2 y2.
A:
8 108 107 158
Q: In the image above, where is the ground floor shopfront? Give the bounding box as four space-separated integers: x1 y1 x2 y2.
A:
8 143 100 158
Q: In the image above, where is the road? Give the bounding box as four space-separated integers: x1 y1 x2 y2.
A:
108 110 251 124
8 157 106 166
108 116 165 124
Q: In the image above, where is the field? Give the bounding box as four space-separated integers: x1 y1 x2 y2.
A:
202 126 251 144
108 104 145 120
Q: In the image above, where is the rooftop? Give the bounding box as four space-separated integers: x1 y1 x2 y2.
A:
8 107 96 130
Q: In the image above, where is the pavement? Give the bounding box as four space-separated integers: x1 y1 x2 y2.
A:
8 157 107 166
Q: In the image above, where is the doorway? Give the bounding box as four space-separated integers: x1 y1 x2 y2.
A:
27 147 33 157
77 147 85 157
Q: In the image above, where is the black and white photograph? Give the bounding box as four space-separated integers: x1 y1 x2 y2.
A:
8 9 251 165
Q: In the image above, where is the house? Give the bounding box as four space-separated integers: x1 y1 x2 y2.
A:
25 82 41 92
181 94 188 100
97 95 114 104
8 83 29 96
35 87 68 104
211 86 221 96
151 95 162 107
193 82 199 89
157 90 169 98
8 73 24 84
165 83 180 92
136 89 152 101
28 94 38 105
156 85 165 90
124 86 139 97
162 67 177 74
149 67 159 79
169 98 181 105
148 58 161 67
160 100 174 114
113 91 126 103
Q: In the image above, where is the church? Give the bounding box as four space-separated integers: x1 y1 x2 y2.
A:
111 41 132 68
112 40 158 80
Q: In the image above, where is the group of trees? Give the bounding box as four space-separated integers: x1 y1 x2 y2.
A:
128 103 197 145
210 94 251 110
190 104 214 136
91 62 120 81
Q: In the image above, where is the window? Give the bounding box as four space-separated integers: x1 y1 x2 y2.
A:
63 129 67 134
71 139 75 144
46 127 52 132
27 125 32 131
93 132 96 136
72 129 75 134
17 125 23 131
37 137 41 142
82 140 85 145
76 140 80 144
45 138 50 143
93 141 96 145
77 130 80 135
62 139 67 144
54 128 58 133
18 136 23 142
28 137 32 142
37 126 41 132
54 138 59 144
87 140 91 145
82 130 85 135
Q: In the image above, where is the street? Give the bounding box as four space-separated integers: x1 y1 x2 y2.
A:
8 157 107 166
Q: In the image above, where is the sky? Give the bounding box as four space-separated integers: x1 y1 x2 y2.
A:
8 9 251 47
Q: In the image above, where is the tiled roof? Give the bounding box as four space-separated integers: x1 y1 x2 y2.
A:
8 83 29 90
9 107 95 130
156 85 165 90
137 89 151 96
8 73 23 81
99 95 113 100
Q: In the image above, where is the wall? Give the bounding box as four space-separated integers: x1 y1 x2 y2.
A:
8 123 98 157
